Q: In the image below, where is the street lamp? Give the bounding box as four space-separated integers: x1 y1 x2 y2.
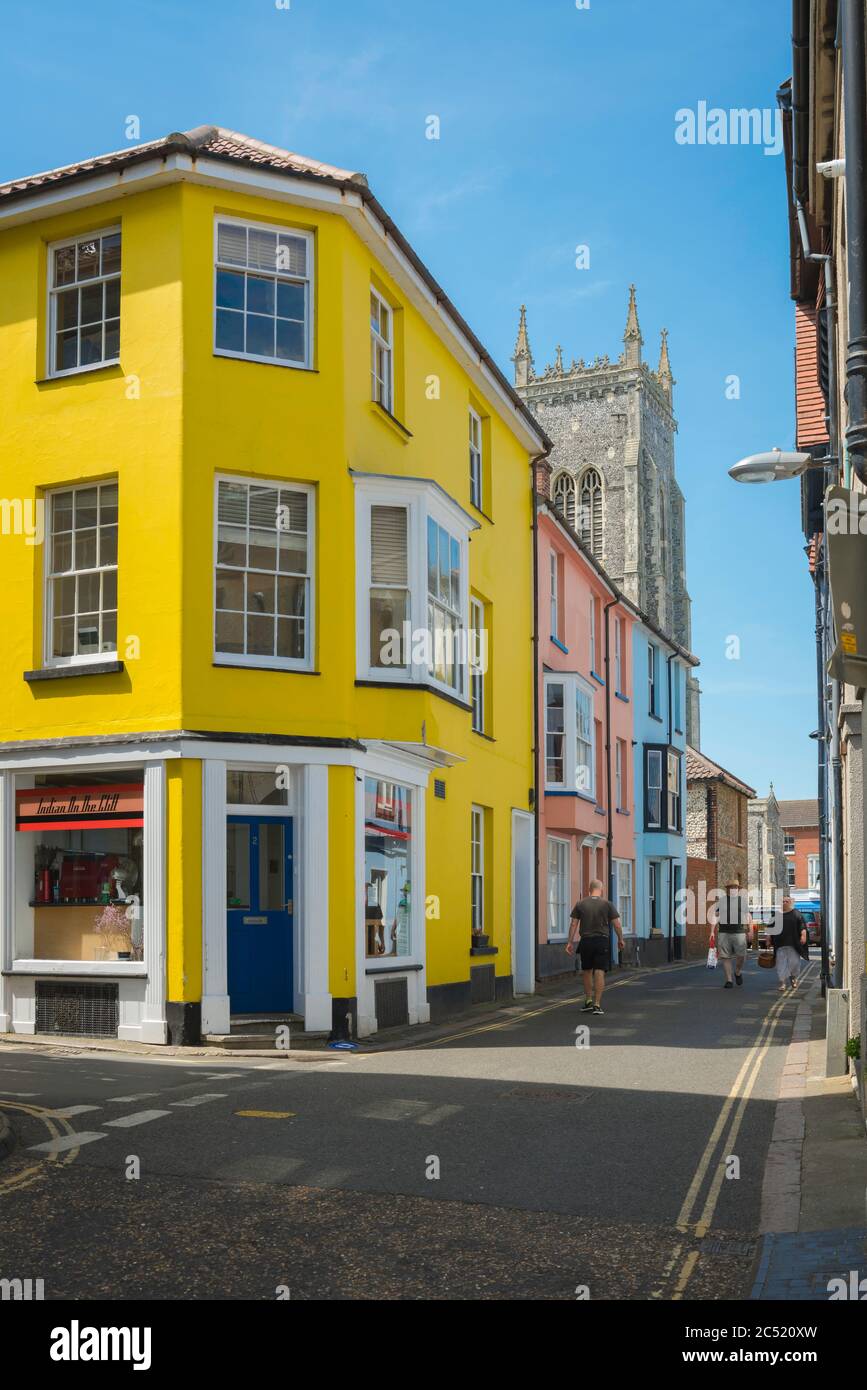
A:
728 448 822 484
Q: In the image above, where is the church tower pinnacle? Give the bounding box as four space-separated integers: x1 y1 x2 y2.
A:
623 284 643 367
657 328 674 402
512 304 534 387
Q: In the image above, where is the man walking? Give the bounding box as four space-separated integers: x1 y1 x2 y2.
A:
565 878 624 1015
709 882 753 989
773 893 808 993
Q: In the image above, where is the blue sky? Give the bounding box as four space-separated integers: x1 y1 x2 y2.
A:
0 0 813 796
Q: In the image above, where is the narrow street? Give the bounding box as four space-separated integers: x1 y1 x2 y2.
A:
0 958 813 1301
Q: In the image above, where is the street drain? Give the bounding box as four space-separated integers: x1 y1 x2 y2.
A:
700 1238 756 1258
499 1087 592 1103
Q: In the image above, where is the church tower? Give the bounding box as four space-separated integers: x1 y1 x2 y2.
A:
514 288 701 747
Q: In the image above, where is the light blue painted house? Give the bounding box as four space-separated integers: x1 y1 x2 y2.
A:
631 620 696 964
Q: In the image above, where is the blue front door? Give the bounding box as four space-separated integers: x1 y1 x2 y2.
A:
227 817 293 1014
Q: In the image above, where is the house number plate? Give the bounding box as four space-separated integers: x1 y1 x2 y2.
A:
243 916 268 925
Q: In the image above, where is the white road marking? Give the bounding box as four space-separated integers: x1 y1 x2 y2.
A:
415 1104 462 1126
106 1094 159 1103
191 1072 246 1080
29 1132 107 1154
171 1093 227 1107
0 1090 40 1097
103 1109 171 1128
46 1104 102 1118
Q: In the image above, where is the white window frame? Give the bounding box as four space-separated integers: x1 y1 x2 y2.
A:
470 597 485 734
589 595 597 672
469 407 483 510
471 805 485 936
614 616 623 692
43 480 119 669
543 672 596 798
807 854 820 889
646 748 663 828
550 550 560 639
673 663 683 730
213 216 314 371
354 475 475 698
213 473 315 672
648 643 658 714
667 749 681 830
614 859 633 935
370 286 394 413
47 225 121 380
546 836 571 940
616 739 624 811
784 833 795 855
787 862 797 887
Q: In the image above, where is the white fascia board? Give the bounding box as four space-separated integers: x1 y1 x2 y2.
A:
0 157 184 228
0 742 181 771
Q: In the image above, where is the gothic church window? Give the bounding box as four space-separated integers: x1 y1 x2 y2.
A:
578 468 604 559
552 472 578 530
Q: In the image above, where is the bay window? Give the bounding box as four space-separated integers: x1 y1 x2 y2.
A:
544 673 595 795
355 476 475 697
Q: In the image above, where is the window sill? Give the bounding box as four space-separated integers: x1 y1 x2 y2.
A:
615 691 630 703
471 728 496 743
470 944 498 957
615 808 630 817
6 960 147 978
370 400 412 441
364 962 424 976
469 500 494 525
545 789 597 803
590 670 605 685
355 678 472 713
550 635 569 654
213 661 319 676
214 349 316 373
24 660 124 683
594 805 606 816
36 360 123 385
649 712 664 723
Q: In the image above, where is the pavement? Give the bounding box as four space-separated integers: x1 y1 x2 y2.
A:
0 950 863 1301
750 973 867 1300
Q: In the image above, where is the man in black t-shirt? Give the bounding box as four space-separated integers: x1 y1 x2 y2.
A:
566 879 624 1015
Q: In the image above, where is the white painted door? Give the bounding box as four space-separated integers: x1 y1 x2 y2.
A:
511 809 535 995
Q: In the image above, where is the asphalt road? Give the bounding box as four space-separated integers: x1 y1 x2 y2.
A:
0 956 813 1301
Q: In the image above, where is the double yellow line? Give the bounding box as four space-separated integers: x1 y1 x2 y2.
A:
0 1099 80 1196
661 966 815 1300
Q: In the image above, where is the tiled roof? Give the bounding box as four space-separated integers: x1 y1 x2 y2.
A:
0 126 364 201
686 746 755 798
0 125 550 453
777 798 819 828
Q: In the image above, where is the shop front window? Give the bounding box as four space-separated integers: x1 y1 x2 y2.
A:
364 777 412 959
14 772 145 963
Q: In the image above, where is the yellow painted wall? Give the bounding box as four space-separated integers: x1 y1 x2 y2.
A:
0 174 536 999
166 759 202 1003
0 186 185 743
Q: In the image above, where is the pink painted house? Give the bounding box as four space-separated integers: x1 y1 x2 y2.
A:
536 486 636 978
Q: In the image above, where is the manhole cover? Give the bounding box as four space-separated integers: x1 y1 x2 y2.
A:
499 1087 592 1103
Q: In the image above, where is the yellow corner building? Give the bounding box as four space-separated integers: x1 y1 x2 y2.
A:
0 127 548 1044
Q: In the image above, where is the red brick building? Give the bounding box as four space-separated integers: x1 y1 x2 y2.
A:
778 799 820 894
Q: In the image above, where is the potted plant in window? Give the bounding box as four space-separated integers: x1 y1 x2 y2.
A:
93 902 136 961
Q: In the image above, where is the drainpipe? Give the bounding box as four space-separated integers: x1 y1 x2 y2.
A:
532 482 541 986
666 652 675 961
842 0 867 482
604 599 617 947
830 673 845 987
814 569 832 995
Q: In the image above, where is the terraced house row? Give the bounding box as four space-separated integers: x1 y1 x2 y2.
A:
0 128 698 1047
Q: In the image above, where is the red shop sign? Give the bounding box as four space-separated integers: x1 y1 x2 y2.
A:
16 784 144 832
